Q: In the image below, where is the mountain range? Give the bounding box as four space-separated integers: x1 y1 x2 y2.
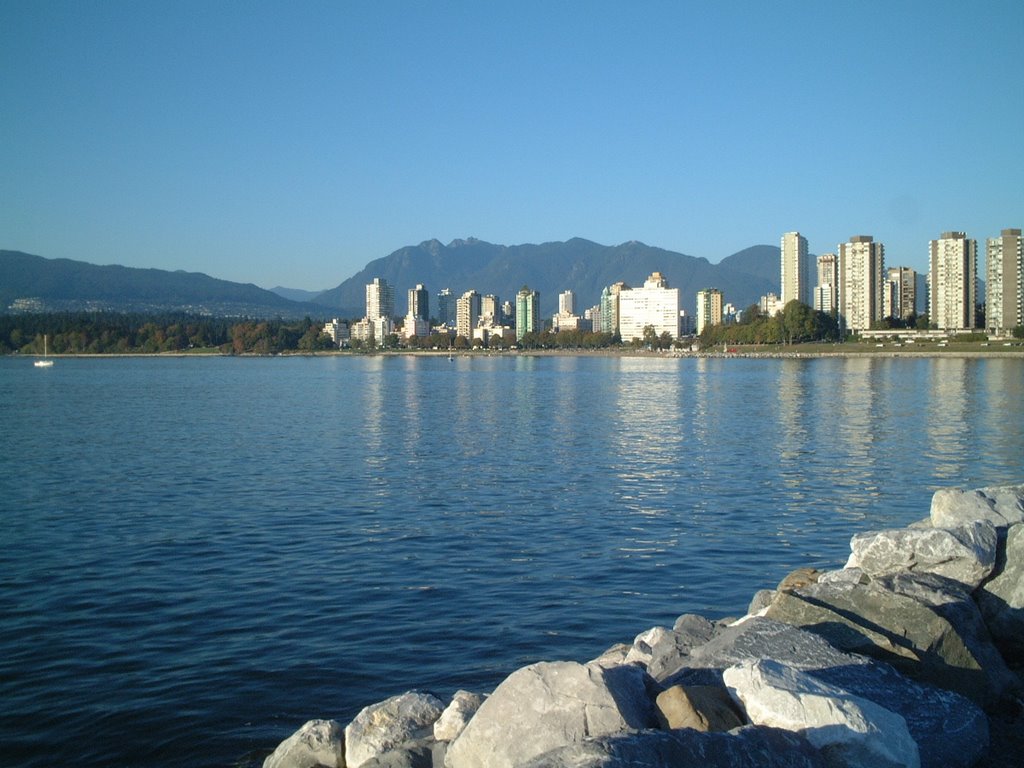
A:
2 239 795 319
311 238 790 317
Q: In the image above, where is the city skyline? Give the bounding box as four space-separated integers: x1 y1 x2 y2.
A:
2 2 1021 291
338 221 1019 346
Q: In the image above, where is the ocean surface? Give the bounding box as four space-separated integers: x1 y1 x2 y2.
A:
1 353 1022 767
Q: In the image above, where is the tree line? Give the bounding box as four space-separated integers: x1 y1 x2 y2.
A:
0 313 333 355
12 302 1003 357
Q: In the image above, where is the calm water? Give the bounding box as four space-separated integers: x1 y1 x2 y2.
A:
1 354 1022 766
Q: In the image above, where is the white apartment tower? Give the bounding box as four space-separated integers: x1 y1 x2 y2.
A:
558 290 576 315
781 232 809 306
366 277 395 321
838 236 885 333
617 272 681 342
456 290 481 339
481 294 501 325
814 253 839 313
696 288 723 335
929 231 977 331
986 228 1023 333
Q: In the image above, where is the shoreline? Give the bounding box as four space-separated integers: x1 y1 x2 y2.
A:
9 346 1024 360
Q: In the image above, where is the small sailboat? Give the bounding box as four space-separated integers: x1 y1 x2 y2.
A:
34 335 54 367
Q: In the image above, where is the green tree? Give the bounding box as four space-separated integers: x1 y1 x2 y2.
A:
780 300 816 344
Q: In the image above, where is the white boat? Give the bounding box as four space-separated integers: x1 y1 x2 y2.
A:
34 335 54 367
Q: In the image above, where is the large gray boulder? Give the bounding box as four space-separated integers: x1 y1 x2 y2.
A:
846 521 997 588
263 719 344 768
724 659 919 768
977 522 1024 663
876 570 1012 683
763 571 1013 708
664 617 988 768
345 691 444 768
444 661 654 768
930 484 1024 528
519 726 827 768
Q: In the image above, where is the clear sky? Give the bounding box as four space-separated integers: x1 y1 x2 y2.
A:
2 1 1022 291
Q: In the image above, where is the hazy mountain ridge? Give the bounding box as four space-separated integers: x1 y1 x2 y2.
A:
315 238 781 317
0 250 329 317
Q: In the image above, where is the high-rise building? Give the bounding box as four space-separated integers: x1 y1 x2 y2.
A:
407 284 429 321
456 290 481 339
814 253 839 314
696 288 723 335
838 235 885 333
618 272 680 342
929 231 977 331
481 294 501 325
436 288 455 327
781 232 809 306
986 228 1023 334
366 277 394 321
558 290 576 315
515 286 541 340
599 281 628 336
552 289 582 333
883 267 917 322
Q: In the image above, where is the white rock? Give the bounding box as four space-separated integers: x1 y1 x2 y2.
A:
930 485 1024 528
723 659 919 768
345 691 444 768
433 690 486 742
818 567 869 586
846 521 997 588
263 719 344 768
622 625 672 666
444 661 653 768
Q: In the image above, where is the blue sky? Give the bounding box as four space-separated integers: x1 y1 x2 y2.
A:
3 1 1022 290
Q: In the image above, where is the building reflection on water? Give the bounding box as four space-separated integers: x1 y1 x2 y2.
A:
610 357 684 516
926 357 970 482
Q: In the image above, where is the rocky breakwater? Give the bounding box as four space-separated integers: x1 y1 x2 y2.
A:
263 483 1024 768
